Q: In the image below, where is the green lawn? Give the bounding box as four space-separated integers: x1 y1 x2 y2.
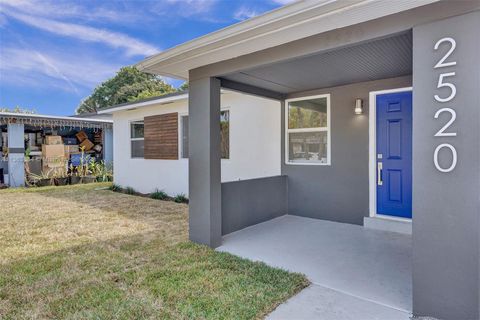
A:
0 184 308 319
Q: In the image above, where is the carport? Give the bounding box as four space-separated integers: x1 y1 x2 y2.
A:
0 112 113 187
137 1 480 318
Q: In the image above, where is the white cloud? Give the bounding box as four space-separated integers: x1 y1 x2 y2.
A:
271 0 298 5
234 6 260 21
3 11 159 57
0 0 138 23
150 0 222 22
0 0 159 57
164 0 217 15
0 47 119 93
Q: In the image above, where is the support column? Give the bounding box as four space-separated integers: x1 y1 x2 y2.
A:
7 123 25 187
188 76 222 247
103 127 113 165
412 11 480 319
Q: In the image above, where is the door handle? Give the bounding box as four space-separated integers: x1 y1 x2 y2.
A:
377 162 383 186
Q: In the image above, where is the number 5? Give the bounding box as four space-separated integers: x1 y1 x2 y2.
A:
434 72 456 102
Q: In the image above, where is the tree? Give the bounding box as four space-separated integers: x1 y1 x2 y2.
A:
76 66 176 114
0 106 36 114
178 82 189 91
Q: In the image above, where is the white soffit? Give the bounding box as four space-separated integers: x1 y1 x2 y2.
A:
137 0 439 79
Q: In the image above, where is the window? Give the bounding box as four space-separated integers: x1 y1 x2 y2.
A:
181 115 189 158
130 121 144 158
220 110 230 159
180 110 230 159
286 95 330 165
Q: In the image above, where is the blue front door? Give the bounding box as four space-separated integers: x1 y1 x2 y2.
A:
376 91 412 219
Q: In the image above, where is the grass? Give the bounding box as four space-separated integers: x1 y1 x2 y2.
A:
0 183 308 319
150 189 169 200
174 193 189 204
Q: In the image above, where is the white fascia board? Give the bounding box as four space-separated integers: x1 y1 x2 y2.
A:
0 112 112 123
98 93 189 114
137 0 439 79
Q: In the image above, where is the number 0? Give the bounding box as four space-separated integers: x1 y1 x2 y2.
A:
434 143 457 172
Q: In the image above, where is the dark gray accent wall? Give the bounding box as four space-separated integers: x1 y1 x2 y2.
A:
221 175 288 235
282 76 411 225
8 147 25 153
188 77 222 248
412 11 480 319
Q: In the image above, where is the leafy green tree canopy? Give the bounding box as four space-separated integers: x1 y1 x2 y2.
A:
0 106 36 114
178 82 189 91
76 66 176 114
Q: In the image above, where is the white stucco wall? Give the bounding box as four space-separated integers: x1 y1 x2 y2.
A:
112 90 281 195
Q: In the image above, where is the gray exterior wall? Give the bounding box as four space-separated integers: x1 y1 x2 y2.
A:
282 76 411 225
188 77 222 248
221 175 287 235
412 11 480 319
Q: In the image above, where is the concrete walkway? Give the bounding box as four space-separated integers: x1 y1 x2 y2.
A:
217 215 412 320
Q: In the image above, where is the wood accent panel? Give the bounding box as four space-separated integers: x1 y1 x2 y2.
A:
144 113 178 160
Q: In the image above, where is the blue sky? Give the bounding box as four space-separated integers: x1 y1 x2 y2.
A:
0 0 290 115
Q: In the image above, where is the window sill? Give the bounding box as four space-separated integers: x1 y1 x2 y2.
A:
285 161 331 166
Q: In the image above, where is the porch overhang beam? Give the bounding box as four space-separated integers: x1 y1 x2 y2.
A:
219 78 286 101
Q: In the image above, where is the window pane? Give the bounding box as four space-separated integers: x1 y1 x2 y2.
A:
180 112 229 159
288 131 328 163
181 116 189 158
288 97 327 129
131 121 144 139
131 140 144 158
220 111 229 159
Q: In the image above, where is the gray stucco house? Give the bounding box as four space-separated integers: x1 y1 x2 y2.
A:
136 1 480 319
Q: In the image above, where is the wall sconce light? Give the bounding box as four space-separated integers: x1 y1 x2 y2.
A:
354 98 363 115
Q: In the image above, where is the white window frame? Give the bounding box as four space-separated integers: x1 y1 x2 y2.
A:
178 107 231 160
178 112 189 160
129 119 144 159
285 93 331 166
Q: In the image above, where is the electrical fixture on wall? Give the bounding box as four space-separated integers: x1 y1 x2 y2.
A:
354 98 363 115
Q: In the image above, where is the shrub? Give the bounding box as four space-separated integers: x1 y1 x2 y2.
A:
109 183 122 192
151 189 169 200
125 187 136 195
174 193 189 204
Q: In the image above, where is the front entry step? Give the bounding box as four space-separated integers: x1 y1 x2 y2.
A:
364 216 412 235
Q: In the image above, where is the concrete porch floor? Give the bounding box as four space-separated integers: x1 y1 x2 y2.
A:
217 215 412 319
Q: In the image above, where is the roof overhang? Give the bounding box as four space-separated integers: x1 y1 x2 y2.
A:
98 93 189 114
0 112 113 129
0 112 112 124
136 0 439 80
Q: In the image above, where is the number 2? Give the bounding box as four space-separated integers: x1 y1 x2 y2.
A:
434 37 457 69
434 108 457 137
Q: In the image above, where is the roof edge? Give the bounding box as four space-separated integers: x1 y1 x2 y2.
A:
98 91 189 114
136 0 440 79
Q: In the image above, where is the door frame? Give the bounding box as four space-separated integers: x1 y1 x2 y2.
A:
368 87 413 221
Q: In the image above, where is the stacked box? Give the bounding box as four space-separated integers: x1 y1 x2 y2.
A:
42 143 66 173
45 135 62 145
75 131 88 142
65 145 80 156
79 139 94 151
63 137 77 145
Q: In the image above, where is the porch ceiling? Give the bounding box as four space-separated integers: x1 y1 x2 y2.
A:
220 32 412 95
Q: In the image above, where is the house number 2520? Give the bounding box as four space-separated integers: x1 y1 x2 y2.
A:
433 37 457 173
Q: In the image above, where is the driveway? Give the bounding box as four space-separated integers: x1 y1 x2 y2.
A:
217 215 412 319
